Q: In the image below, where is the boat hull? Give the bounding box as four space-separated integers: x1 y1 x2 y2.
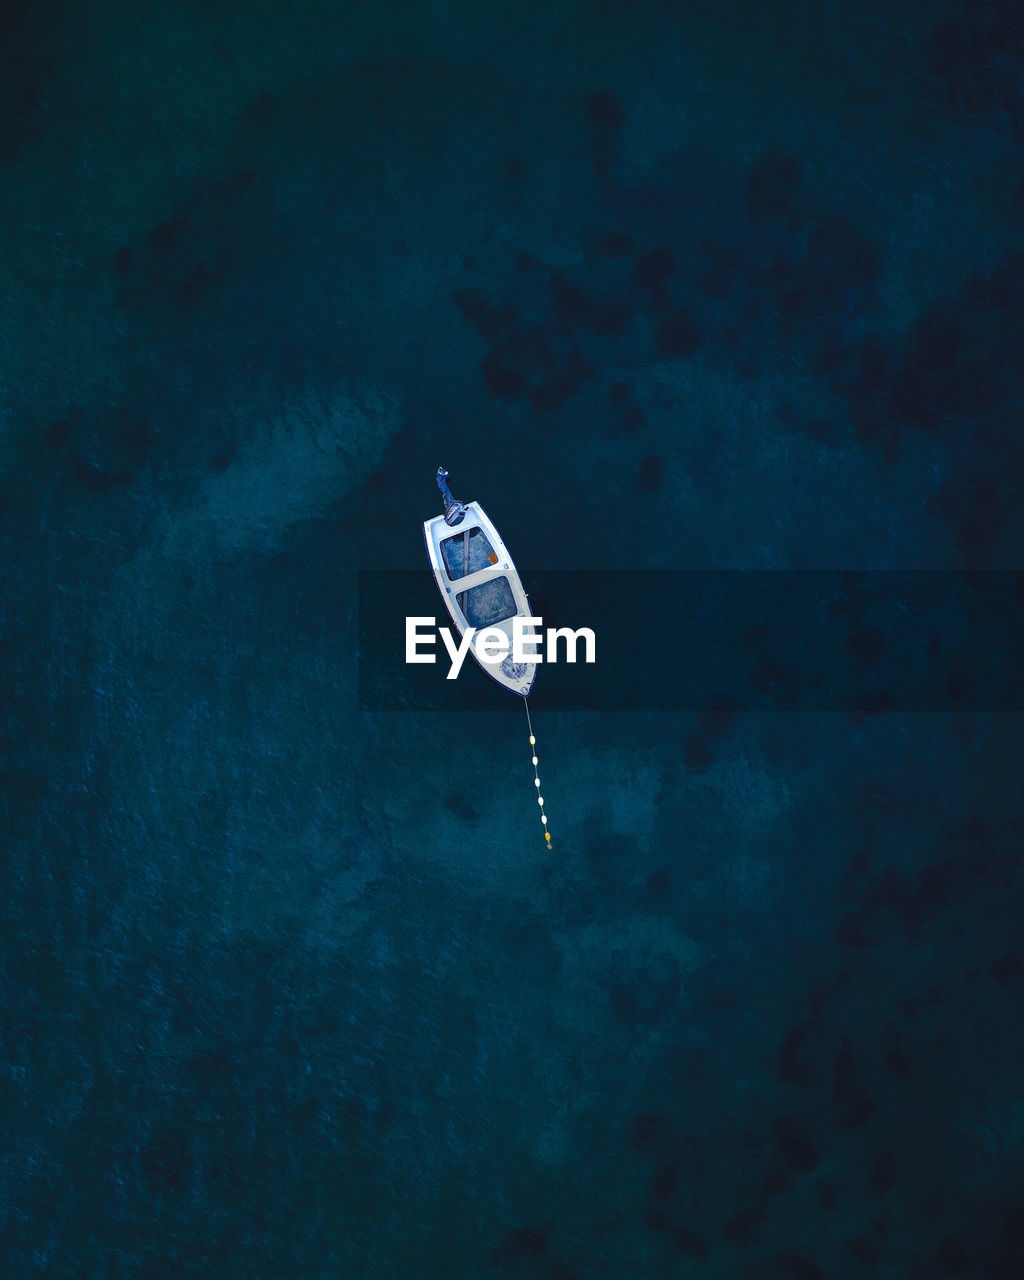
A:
423 501 536 697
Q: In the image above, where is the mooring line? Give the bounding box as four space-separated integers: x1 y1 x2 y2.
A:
524 698 551 847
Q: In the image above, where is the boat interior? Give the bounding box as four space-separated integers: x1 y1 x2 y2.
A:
438 525 517 629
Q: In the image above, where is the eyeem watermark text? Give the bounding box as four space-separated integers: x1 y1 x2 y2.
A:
406 616 596 679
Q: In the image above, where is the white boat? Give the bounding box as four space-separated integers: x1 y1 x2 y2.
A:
423 467 537 697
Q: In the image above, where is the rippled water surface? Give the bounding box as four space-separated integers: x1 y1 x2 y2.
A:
2 1 1022 1275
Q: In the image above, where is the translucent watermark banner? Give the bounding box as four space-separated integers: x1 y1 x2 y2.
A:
357 571 1024 712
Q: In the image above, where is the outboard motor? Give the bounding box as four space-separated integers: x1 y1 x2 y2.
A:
436 467 467 526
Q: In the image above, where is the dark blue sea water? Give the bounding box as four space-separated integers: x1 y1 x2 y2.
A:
2 1 1022 1275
